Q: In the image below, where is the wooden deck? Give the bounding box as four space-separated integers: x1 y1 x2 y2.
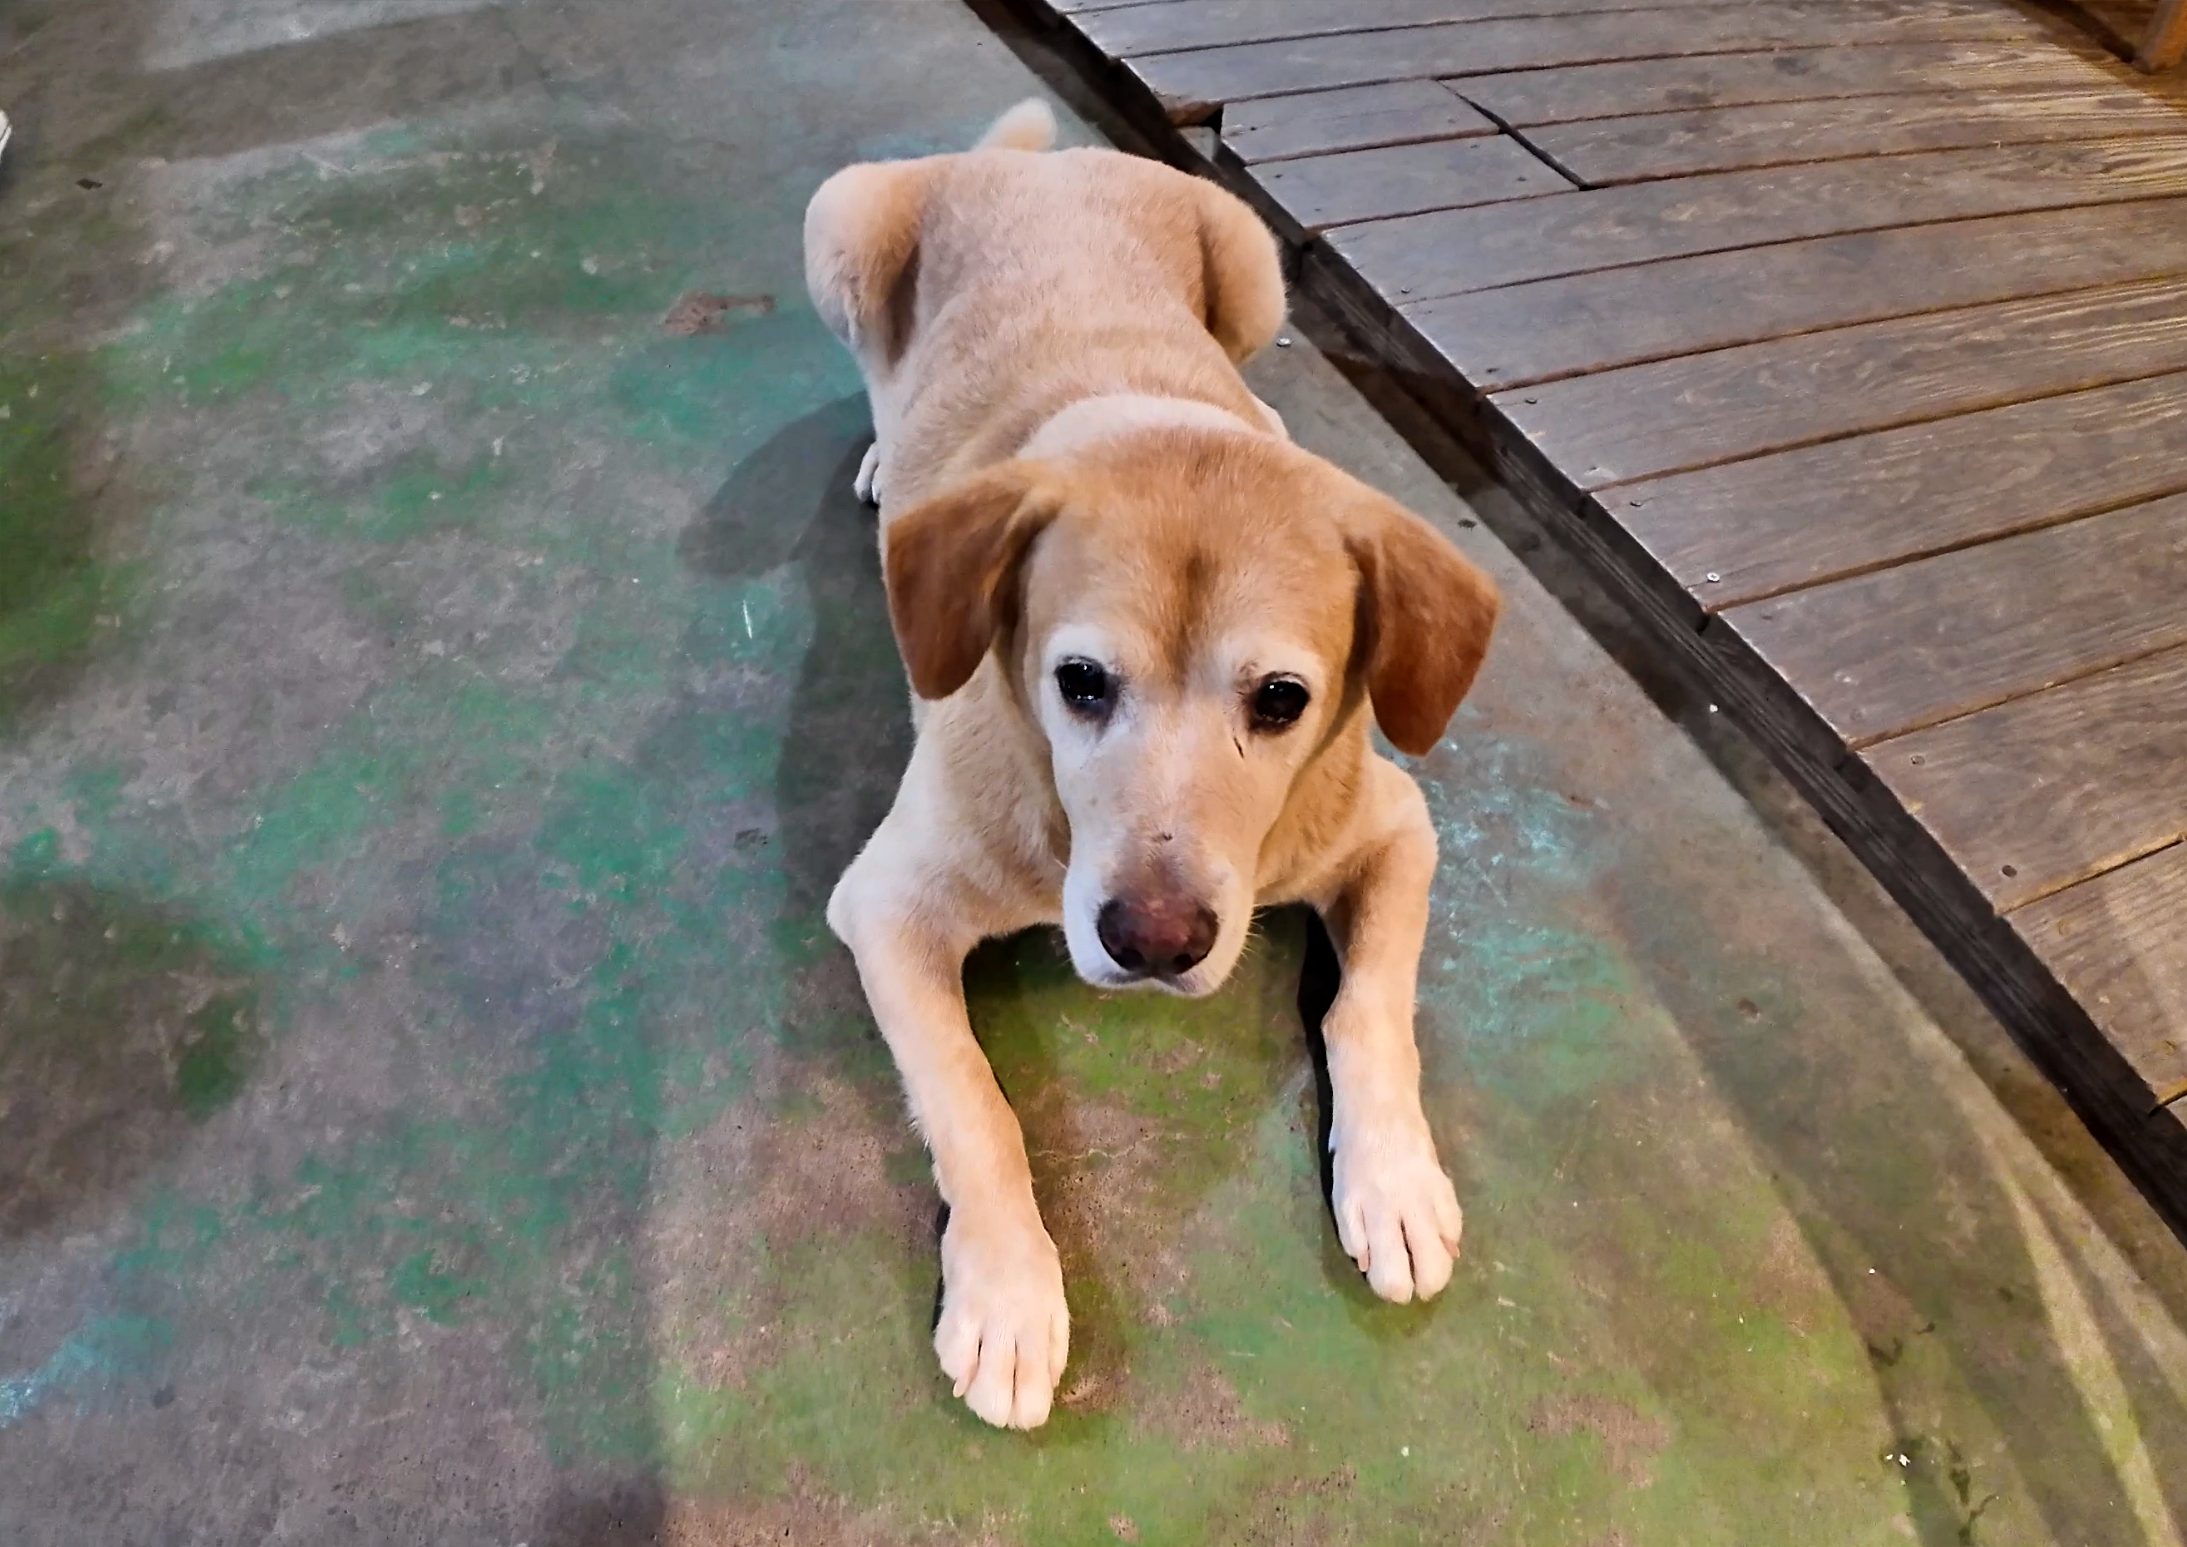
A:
1017 0 2187 1234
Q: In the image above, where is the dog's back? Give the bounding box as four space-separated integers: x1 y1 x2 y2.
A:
804 101 1286 504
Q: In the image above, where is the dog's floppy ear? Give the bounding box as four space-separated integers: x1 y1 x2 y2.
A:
1346 491 1501 756
884 462 1061 701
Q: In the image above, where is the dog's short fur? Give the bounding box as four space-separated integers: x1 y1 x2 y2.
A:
807 101 1500 1430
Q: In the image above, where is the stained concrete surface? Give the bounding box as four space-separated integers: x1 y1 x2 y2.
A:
1 0 2185 1542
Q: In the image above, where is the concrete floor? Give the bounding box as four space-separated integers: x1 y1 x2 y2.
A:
2 0 2185 1541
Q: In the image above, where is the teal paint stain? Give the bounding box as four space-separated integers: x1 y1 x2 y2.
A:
0 352 142 726
9 825 64 876
1423 750 1596 901
606 312 853 448
110 1193 228 1284
257 447 514 544
0 1315 173 1430
389 1249 485 1325
221 744 405 919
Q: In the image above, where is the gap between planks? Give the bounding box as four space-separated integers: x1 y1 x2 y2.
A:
1865 642 2187 913
1126 26 2120 115
1608 369 2187 613
1510 87 2187 186
1492 274 2187 490
1085 0 2055 59
1720 489 2187 748
1330 140 2187 304
1400 196 2187 389
1439 40 2186 128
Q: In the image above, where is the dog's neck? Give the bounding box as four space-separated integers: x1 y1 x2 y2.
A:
1018 391 1279 460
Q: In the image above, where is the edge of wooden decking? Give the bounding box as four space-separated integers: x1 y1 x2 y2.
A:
1003 0 2187 1242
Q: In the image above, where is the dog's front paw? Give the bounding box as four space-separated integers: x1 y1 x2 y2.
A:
935 1209 1069 1429
853 441 885 506
1332 1118 1464 1303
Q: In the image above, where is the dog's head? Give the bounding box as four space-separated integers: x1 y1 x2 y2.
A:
885 430 1499 995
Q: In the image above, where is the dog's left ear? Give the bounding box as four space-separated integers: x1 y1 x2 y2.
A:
1346 492 1502 756
884 461 1062 701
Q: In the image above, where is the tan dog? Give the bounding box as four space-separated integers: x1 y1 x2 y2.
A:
805 100 1500 1430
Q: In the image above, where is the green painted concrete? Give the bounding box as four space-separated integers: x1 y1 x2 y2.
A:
2 0 2184 1542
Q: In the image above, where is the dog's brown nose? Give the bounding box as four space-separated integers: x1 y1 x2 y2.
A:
1097 894 1218 980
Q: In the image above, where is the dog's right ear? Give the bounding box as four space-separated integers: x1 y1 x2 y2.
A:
884 462 1062 701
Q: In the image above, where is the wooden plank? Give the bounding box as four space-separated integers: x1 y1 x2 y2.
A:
1082 0 1764 54
1492 275 2187 486
1221 80 1492 163
1052 0 1191 12
1614 370 2187 606
1406 198 2187 390
1869 646 2187 911
1721 491 2187 745
1126 5 2064 111
2141 0 2187 70
1252 135 1563 234
2015 844 2187 1107
1526 86 2187 185
1330 136 2187 302
1452 40 2157 126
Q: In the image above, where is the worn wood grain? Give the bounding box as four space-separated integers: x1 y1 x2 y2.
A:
1252 134 1563 234
1221 79 1491 162
1722 491 2187 745
1870 646 2187 911
1615 370 2187 606
1452 39 2155 126
1332 136 2187 301
1083 0 1763 54
1405 198 2187 389
1526 87 2187 184
2015 844 2187 1107
1125 3 2063 111
1492 275 2187 486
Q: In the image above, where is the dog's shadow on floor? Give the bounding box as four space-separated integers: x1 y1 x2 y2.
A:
680 395 909 931
680 395 954 1341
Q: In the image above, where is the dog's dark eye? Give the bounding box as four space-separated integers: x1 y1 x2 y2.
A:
1251 676 1310 731
1055 659 1113 718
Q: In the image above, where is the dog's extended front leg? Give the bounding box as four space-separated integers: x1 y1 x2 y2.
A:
1309 766 1465 1303
829 872 1068 1429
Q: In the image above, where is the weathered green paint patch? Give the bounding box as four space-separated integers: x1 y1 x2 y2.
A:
0 355 138 726
173 992 262 1120
0 861 270 1236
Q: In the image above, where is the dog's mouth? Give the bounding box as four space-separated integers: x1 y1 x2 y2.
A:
1079 963 1221 999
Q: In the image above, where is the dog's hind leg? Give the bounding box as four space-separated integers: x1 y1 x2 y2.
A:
1190 177 1289 366
852 442 885 507
805 160 932 509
